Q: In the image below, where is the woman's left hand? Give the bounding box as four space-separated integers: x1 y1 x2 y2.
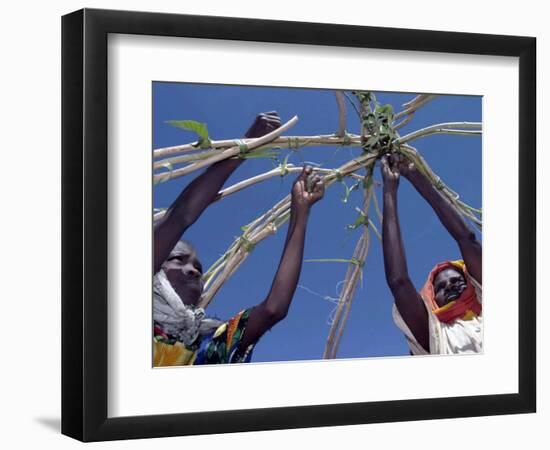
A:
244 111 281 138
291 166 325 212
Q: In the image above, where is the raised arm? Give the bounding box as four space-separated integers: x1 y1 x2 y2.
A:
399 156 482 283
154 112 281 274
239 167 325 349
381 156 429 352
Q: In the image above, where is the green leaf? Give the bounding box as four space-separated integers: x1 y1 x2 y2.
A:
364 135 380 147
280 153 291 177
166 120 209 139
158 161 173 171
374 103 393 117
346 208 368 230
341 180 360 203
197 138 212 149
154 161 174 184
166 120 211 148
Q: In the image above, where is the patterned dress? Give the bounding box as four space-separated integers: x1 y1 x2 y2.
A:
153 309 255 366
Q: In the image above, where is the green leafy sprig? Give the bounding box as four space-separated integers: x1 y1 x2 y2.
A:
166 120 212 149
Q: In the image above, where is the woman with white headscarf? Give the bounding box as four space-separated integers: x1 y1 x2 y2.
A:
153 112 325 365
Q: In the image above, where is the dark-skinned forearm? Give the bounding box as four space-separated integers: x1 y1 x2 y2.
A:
164 158 243 227
406 171 482 282
263 206 309 320
382 187 411 287
238 206 310 349
153 158 243 274
406 172 475 243
382 185 430 351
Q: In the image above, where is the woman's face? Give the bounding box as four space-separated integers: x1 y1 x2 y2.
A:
433 267 467 308
162 241 204 306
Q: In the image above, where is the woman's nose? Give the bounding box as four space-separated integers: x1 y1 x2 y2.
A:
184 266 201 278
445 280 460 292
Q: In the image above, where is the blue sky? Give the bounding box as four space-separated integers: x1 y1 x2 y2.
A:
153 82 481 363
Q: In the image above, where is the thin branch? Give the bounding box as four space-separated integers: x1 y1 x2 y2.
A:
153 140 242 159
214 166 363 201
397 122 482 144
153 116 299 184
153 149 224 169
323 183 372 359
335 91 347 137
153 165 365 222
154 133 363 161
394 94 437 120
372 189 383 224
343 91 362 119
393 114 415 130
153 134 364 174
330 231 369 359
367 218 382 241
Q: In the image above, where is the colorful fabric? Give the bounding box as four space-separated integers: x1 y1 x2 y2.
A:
392 260 483 355
153 308 255 367
420 260 481 323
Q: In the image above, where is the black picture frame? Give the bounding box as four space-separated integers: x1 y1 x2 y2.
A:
61 8 536 442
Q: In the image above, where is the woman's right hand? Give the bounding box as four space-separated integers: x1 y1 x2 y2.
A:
291 166 325 213
380 154 400 193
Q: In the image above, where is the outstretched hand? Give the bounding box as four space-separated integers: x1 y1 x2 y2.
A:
396 155 417 179
244 111 282 138
291 166 325 212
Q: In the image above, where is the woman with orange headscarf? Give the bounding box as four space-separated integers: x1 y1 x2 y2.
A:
380 154 482 355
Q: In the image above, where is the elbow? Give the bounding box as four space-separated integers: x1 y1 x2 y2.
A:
386 275 410 292
262 301 289 326
458 230 480 247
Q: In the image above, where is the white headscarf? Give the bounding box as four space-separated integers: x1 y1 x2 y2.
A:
153 270 223 346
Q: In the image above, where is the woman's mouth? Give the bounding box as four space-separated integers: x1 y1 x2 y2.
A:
184 278 204 292
445 285 466 301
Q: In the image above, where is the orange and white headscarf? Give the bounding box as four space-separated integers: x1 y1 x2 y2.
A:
420 260 481 324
